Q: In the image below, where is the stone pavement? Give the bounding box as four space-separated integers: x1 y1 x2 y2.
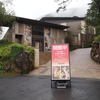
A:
29 48 100 79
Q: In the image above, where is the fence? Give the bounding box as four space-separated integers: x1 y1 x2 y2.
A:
67 32 94 48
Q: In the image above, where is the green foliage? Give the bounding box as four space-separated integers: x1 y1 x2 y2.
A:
0 40 10 45
0 40 34 69
73 34 78 37
0 62 3 70
26 47 34 54
6 71 15 74
65 36 74 50
0 41 24 61
7 45 25 61
95 25 100 36
29 59 34 66
0 70 4 73
0 70 18 76
0 62 4 74
78 24 89 34
85 0 100 26
0 66 3 70
94 35 100 42
65 36 73 46
84 42 92 48
0 0 15 27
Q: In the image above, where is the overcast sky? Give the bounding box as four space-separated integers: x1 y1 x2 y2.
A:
13 0 91 19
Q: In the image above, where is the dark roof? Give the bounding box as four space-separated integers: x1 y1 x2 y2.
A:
40 17 85 21
16 17 69 29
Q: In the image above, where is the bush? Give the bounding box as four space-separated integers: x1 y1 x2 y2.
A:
73 34 78 37
95 25 100 36
0 62 3 70
65 36 74 50
84 42 92 48
0 40 34 69
94 35 100 42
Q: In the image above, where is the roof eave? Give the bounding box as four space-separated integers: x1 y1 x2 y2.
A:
16 17 70 30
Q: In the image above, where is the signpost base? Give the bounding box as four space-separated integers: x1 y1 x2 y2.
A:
51 80 71 88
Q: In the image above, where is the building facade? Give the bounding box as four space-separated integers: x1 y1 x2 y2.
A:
3 17 69 51
40 17 95 47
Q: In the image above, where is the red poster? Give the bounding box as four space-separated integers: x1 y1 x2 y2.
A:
51 44 70 80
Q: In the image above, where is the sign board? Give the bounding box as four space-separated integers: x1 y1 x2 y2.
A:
51 44 70 81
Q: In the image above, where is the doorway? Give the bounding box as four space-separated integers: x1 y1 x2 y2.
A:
32 39 44 51
15 35 23 44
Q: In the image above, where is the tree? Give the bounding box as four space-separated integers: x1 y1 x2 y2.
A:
94 35 100 42
85 0 100 26
54 0 100 12
0 0 15 33
85 0 100 36
95 25 100 35
54 0 73 12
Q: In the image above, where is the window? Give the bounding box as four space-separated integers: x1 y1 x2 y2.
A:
32 26 44 35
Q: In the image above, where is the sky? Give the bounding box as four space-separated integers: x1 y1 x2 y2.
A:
13 0 91 20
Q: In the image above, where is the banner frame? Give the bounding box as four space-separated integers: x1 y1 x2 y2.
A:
51 43 71 88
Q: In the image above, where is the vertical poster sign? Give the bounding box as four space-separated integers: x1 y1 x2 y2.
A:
51 44 70 80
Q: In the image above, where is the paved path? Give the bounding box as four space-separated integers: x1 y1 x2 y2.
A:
71 48 100 79
29 48 100 79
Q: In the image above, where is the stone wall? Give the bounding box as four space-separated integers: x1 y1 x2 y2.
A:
39 52 51 65
90 42 100 64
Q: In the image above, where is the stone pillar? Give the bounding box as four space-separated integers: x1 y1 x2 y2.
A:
78 33 81 45
34 48 39 68
15 23 18 33
82 42 84 48
35 42 39 49
12 33 15 43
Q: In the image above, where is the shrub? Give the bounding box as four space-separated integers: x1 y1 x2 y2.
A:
84 42 92 48
95 25 100 36
0 40 34 69
65 36 74 50
94 35 100 42
0 62 3 70
73 34 78 37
